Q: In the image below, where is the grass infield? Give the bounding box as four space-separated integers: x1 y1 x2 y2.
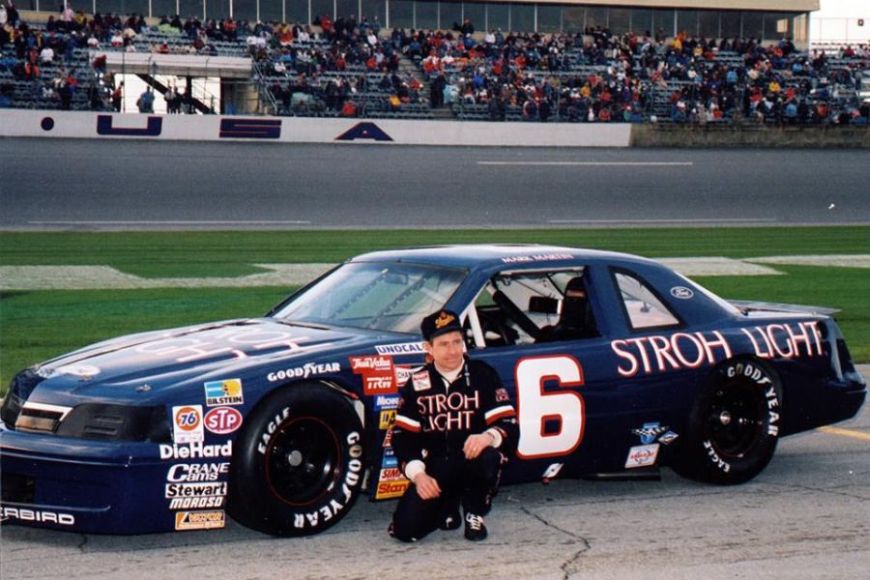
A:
1 227 867 393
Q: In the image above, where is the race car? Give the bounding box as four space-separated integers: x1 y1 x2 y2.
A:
1 245 865 536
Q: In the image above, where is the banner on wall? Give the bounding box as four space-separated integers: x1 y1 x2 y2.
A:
0 110 633 147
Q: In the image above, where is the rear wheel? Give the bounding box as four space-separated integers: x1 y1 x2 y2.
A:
672 359 782 485
228 383 364 536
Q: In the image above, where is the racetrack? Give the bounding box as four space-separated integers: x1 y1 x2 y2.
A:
2 139 869 229
1 138 869 578
2 368 868 580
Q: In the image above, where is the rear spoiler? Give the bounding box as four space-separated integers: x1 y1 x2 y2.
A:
729 300 840 316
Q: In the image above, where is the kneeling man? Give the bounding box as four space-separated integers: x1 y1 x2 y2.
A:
389 309 518 542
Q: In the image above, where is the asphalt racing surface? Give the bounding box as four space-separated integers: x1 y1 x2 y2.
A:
2 373 868 579
2 138 869 229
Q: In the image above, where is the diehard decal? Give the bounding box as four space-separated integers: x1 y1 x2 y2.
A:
160 441 233 460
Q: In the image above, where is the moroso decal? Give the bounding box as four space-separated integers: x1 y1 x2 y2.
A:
219 118 281 139
335 122 393 142
96 115 162 136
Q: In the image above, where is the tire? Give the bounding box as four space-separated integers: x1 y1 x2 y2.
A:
671 359 782 485
228 383 365 536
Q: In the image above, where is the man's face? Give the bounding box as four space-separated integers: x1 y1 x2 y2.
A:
425 330 465 372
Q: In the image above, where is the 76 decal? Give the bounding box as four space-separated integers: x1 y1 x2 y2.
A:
515 355 585 459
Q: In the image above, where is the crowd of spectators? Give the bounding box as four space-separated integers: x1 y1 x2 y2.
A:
2 2 869 123
399 24 870 124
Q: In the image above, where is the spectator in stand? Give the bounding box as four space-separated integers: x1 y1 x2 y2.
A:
111 81 123 111
136 86 154 112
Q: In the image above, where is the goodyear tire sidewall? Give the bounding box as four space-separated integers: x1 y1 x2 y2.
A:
681 358 782 484
228 383 364 536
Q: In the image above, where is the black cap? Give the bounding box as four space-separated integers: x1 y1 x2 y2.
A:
421 309 462 342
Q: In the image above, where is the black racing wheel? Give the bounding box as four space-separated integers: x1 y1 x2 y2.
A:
228 383 364 535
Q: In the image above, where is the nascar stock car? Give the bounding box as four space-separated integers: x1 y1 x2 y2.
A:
1 245 865 536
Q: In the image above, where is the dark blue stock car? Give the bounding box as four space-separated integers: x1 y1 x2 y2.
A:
1 245 865 535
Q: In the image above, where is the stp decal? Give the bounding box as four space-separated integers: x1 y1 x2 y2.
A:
204 407 243 435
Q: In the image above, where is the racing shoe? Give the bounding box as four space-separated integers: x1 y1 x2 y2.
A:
440 506 462 531
464 513 487 541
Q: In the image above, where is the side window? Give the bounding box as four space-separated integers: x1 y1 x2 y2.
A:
469 268 595 348
614 272 680 330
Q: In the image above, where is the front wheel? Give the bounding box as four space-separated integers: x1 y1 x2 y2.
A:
672 359 783 485
228 383 365 536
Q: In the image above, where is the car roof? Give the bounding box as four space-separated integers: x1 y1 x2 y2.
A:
349 244 653 270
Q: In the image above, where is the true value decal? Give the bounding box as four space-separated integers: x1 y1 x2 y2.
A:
611 322 823 377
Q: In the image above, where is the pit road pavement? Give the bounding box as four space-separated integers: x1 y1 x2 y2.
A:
2 367 867 580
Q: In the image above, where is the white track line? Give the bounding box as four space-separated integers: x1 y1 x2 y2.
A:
477 161 694 166
549 219 777 224
28 220 312 226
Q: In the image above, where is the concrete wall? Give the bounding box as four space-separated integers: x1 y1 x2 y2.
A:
0 110 633 147
631 123 870 148
2 110 867 147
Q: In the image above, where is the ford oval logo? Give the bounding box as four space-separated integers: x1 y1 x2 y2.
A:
670 286 694 299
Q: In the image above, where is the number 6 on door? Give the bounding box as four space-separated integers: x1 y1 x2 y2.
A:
515 355 585 459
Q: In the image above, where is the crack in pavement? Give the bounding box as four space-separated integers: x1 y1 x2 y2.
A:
767 482 869 502
519 505 591 580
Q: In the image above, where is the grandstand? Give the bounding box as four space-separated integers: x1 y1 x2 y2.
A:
1 0 868 125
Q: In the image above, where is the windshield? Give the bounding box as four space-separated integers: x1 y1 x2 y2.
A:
272 261 466 333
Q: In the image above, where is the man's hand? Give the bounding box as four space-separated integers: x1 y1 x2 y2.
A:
413 472 441 500
463 432 495 460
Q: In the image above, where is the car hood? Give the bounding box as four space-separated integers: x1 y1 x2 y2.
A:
27 318 379 404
